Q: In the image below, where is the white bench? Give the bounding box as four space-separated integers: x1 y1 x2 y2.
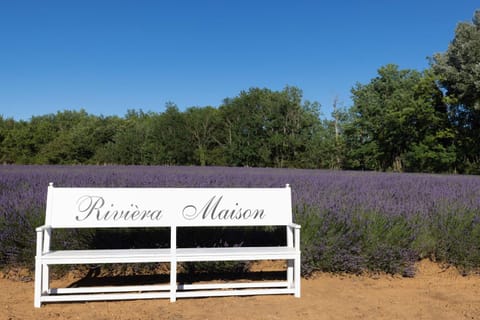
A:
34 183 301 307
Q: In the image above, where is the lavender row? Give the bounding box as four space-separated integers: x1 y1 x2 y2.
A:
1 165 480 275
2 165 479 216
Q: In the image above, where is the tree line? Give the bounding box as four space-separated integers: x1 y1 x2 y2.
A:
1 10 479 173
0 87 331 168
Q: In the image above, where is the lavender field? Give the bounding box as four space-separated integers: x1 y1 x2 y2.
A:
1 165 480 276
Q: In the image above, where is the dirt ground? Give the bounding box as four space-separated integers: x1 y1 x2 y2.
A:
2 260 480 320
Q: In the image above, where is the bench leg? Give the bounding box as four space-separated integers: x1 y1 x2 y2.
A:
34 259 42 308
170 260 177 302
287 260 294 288
42 264 50 295
294 255 301 298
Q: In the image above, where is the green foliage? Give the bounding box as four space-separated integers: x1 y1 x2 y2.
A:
297 206 416 277
0 86 329 168
0 206 44 267
346 65 455 172
355 212 415 275
432 10 480 109
429 210 480 274
217 86 322 168
431 10 480 172
184 106 222 166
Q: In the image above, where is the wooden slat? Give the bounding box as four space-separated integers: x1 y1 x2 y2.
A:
175 288 294 298
40 291 171 303
176 247 298 262
178 281 289 291
49 282 288 295
50 284 170 295
41 248 172 264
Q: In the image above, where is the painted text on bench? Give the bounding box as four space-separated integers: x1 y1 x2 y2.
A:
75 195 164 222
182 195 265 221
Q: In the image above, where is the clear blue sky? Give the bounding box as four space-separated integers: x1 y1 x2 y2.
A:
0 1 477 120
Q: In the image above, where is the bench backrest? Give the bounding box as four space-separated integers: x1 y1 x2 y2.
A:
44 183 293 228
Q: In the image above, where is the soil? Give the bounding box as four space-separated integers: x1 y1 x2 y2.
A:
2 260 480 320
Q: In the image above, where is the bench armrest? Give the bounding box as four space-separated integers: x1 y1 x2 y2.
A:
36 225 53 256
286 223 301 251
36 225 52 232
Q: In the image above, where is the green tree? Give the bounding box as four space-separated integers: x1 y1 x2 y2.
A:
93 110 149 165
268 86 321 168
184 106 221 166
90 115 124 164
401 71 456 172
0 117 24 163
36 110 107 164
348 65 454 172
308 100 350 170
431 10 480 173
219 86 321 168
219 88 274 167
156 103 193 165
1 119 40 164
113 110 150 165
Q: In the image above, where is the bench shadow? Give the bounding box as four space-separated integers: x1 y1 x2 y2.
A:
68 270 287 288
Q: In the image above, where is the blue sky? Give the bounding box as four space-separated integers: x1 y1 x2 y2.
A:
0 1 477 120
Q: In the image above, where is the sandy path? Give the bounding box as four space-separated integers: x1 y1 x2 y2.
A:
2 260 480 320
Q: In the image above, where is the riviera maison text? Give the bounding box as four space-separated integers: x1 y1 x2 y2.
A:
182 195 265 221
75 195 164 221
75 195 265 222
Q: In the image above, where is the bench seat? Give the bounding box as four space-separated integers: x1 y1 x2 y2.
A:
176 246 297 262
40 246 296 264
39 248 172 264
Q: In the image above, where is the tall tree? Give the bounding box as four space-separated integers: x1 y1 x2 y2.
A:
37 110 106 164
184 106 221 166
219 88 274 167
348 65 454 172
0 117 28 163
431 10 480 173
218 86 321 168
268 86 321 168
159 103 194 165
99 110 150 165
